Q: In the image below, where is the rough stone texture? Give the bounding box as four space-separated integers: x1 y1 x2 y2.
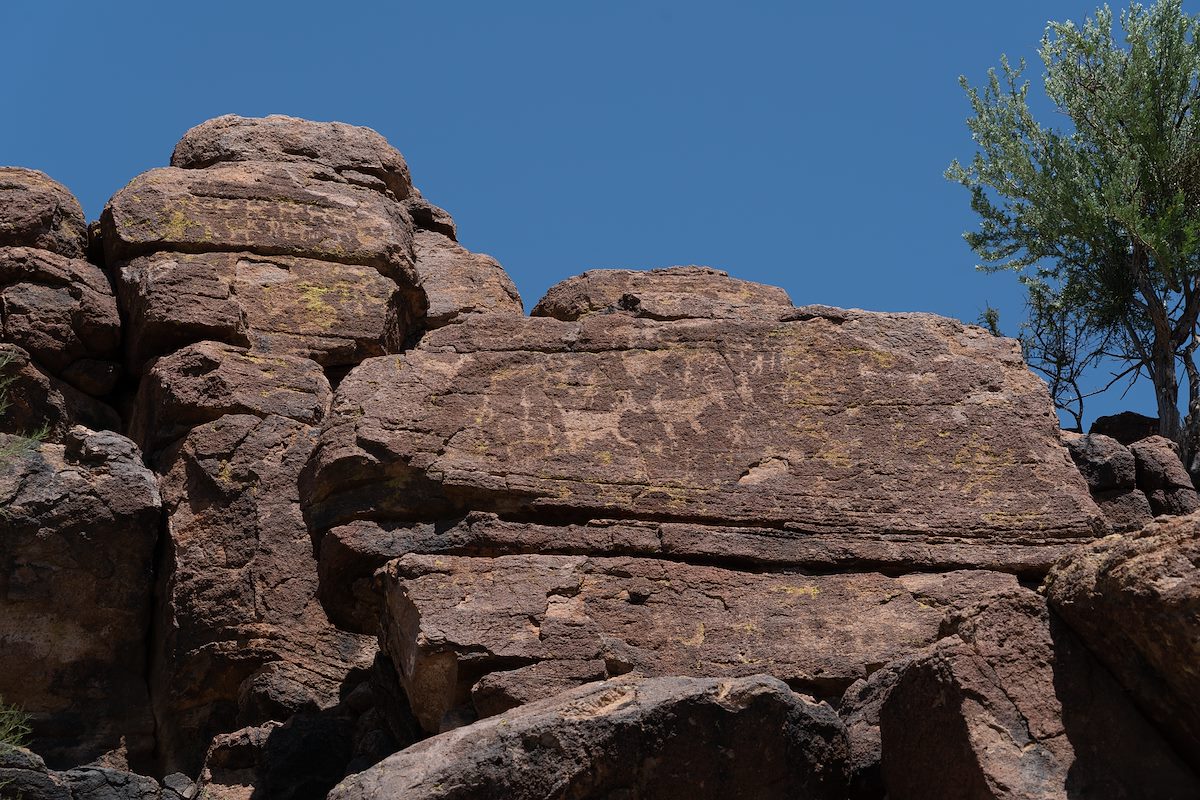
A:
531 266 793 321
101 163 416 281
403 192 456 240
0 428 161 770
1090 410 1159 445
412 230 522 327
306 309 1103 569
0 247 121 392
878 589 1199 799
0 747 72 800
63 766 162 800
150 413 374 775
329 674 852 800
379 552 1017 732
170 115 412 201
116 251 417 374
1045 515 1200 766
0 168 88 259
0 344 120 440
129 341 332 454
1063 432 1153 531
839 656 913 799
1129 435 1200 516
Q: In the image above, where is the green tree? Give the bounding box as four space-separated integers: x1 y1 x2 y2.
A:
949 0 1200 473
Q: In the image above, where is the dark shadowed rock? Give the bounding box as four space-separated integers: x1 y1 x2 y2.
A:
0 747 72 800
305 309 1103 570
379 552 1017 732
839 656 915 799
403 192 456 240
0 344 120 439
101 163 416 281
0 427 160 769
412 230 522 327
531 265 793 320
329 674 852 800
1045 515 1200 765
1063 432 1153 531
129 341 331 454
150 413 374 775
1129 436 1199 516
171 115 412 200
1090 410 1159 445
878 589 1199 799
0 247 120 391
0 168 88 259
116 251 418 373
63 766 162 800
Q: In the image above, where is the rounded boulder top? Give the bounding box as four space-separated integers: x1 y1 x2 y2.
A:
170 114 412 200
0 167 88 259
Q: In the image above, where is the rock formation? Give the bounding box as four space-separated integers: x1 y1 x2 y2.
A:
2 115 1197 800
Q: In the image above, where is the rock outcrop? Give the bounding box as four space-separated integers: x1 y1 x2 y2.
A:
1063 432 1155 531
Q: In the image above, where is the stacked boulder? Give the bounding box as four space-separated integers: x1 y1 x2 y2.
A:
0 168 121 437
1064 431 1198 530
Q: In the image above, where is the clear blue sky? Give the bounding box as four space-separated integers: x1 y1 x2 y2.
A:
0 0 1157 426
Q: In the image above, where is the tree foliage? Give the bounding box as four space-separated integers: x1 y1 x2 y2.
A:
949 0 1200 472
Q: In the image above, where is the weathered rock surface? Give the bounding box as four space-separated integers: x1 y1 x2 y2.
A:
531 266 792 320
0 247 120 391
116 251 417 373
129 341 331 454
306 308 1103 570
412 230 522 327
329 674 852 800
403 192 456 240
0 344 120 439
379 552 1016 732
878 589 1199 799
101 163 416 281
150 413 374 774
0 168 88 259
1063 432 1153 531
1090 410 1159 445
1129 435 1200 516
0 428 161 769
170 115 412 201
1045 514 1200 765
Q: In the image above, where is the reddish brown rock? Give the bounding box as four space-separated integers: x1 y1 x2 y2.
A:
1045 515 1200 765
0 427 161 769
0 344 120 439
171 115 412 200
306 309 1103 569
379 552 1017 732
403 192 456 240
412 230 522 327
116 251 418 373
0 247 120 391
101 163 416 281
1129 436 1200 516
328 674 852 800
1063 432 1153 531
531 266 793 320
0 168 88 259
151 413 375 775
878 589 1198 799
129 341 331 453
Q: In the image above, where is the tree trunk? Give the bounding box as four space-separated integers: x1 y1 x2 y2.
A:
1152 343 1183 442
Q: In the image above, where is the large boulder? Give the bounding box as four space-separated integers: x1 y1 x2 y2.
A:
328 674 852 800
305 306 1103 568
1062 432 1153 532
0 344 120 440
1045 514 1200 765
411 229 522 328
379 552 1017 732
1129 435 1200 516
0 168 88 259
531 266 792 320
878 589 1198 799
1090 410 1159 445
0 427 161 769
170 115 412 200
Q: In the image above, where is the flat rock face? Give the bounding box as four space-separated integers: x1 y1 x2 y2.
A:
101 163 416 281
531 266 792 320
307 308 1101 551
878 589 1199 799
0 428 161 769
117 251 414 373
0 168 88 259
379 552 1016 732
329 674 852 800
412 230 522 327
170 115 412 200
1045 514 1200 765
